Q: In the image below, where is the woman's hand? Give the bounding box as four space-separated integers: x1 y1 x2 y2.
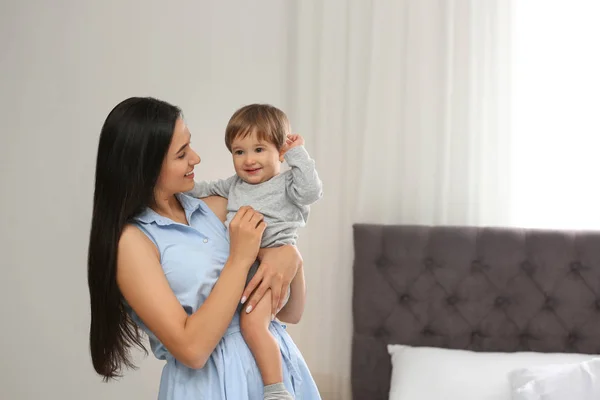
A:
241 245 303 316
228 206 266 267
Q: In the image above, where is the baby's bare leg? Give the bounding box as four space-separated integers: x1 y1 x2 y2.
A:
241 290 294 399
240 289 283 385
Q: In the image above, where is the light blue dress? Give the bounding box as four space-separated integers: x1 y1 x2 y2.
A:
127 193 321 400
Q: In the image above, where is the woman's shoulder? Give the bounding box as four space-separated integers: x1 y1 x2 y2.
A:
119 223 159 259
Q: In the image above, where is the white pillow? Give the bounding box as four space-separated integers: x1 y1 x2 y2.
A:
509 358 600 400
387 344 596 400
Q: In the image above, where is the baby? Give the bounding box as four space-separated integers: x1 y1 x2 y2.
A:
188 104 323 400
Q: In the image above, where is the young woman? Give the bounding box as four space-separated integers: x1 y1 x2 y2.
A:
87 97 321 399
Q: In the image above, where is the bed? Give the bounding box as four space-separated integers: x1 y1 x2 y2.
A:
351 224 600 400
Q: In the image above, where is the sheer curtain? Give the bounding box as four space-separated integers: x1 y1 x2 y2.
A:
510 0 600 229
284 1 512 398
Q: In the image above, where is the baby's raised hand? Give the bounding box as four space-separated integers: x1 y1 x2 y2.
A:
283 134 304 152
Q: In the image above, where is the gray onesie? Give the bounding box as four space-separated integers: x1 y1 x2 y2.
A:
187 146 323 248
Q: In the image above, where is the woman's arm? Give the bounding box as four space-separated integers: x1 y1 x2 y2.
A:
275 264 305 324
202 194 305 320
117 206 264 369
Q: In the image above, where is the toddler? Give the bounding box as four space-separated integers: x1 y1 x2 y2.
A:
189 104 323 400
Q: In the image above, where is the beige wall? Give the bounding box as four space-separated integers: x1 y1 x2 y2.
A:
0 1 296 398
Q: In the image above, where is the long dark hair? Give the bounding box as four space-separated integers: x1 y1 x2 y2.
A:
88 97 181 380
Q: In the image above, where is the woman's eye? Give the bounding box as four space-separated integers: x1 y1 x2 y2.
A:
178 153 186 159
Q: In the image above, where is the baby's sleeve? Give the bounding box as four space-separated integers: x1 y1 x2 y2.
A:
284 146 323 206
187 175 237 199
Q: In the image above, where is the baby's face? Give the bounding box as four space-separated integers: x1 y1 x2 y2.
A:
230 132 282 184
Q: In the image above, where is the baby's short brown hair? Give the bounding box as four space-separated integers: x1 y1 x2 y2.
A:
225 104 290 152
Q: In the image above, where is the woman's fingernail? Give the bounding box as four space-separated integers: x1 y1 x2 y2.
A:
245 305 253 313
240 296 247 304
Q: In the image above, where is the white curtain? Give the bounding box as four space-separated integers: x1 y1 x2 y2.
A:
284 1 512 399
511 0 600 230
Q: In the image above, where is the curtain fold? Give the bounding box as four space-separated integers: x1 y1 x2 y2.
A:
285 1 512 398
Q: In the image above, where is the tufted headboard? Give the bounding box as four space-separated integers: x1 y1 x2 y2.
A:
351 224 600 400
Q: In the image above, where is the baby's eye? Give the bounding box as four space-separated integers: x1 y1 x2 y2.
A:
234 150 244 155
255 148 264 153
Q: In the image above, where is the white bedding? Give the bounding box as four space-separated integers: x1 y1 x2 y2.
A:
388 344 598 400
510 358 600 399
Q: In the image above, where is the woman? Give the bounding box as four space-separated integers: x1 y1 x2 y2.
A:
87 97 321 399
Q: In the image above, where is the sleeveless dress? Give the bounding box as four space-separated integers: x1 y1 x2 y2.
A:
127 193 321 399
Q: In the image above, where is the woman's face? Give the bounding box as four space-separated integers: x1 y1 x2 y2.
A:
155 118 201 196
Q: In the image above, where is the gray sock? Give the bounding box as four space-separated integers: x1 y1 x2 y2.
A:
264 382 294 400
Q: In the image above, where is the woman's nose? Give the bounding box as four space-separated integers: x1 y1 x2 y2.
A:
191 150 201 165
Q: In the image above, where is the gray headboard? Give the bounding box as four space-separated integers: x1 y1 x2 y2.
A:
351 224 600 400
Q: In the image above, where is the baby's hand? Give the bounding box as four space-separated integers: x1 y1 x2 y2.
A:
282 134 305 153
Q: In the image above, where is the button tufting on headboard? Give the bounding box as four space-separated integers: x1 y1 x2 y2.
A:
398 294 410 303
567 332 580 345
446 295 459 306
471 330 483 339
471 259 487 272
570 261 583 272
422 327 435 337
375 256 387 269
375 326 388 339
520 260 536 275
519 332 532 341
352 224 600 400
423 257 435 269
494 296 509 307
544 297 557 311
